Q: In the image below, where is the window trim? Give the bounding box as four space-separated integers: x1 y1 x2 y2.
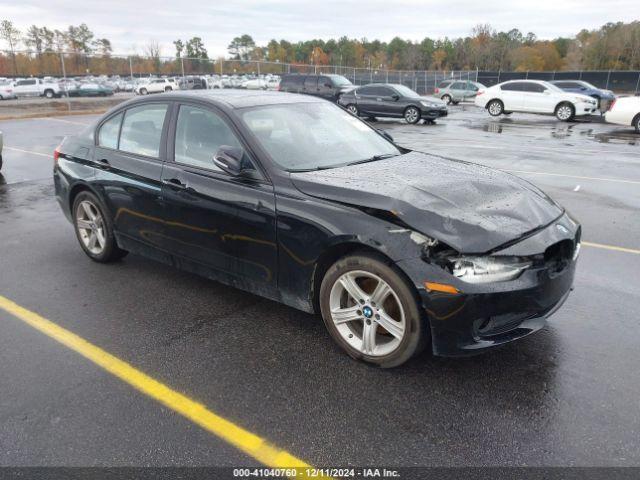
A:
167 101 269 184
94 101 171 162
96 111 123 150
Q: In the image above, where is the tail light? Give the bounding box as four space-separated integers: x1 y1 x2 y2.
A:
608 98 616 111
434 88 439 94
53 146 61 165
476 90 485 96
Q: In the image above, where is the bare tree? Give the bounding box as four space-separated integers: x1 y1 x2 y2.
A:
144 40 162 72
0 20 21 75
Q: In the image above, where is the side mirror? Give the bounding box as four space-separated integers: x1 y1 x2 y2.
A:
391 94 400 101
214 145 244 176
324 83 332 88
377 129 394 143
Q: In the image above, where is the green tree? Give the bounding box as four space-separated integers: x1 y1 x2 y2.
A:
0 20 21 74
228 34 255 60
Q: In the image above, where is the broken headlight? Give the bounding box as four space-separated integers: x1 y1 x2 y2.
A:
447 256 532 284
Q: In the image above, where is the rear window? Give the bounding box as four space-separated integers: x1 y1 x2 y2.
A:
283 76 305 87
119 104 168 158
438 80 453 88
304 76 318 90
501 82 524 91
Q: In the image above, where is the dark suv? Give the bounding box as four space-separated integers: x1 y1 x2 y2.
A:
338 83 448 124
278 74 354 102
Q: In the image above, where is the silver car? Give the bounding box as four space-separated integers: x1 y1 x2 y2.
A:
435 80 485 105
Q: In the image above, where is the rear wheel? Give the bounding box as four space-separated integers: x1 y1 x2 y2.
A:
164 86 172 92
44 89 54 99
634 114 640 133
319 254 427 368
140 88 148 95
404 106 420 124
555 102 575 122
487 99 503 116
441 94 452 105
346 104 359 116
72 191 128 263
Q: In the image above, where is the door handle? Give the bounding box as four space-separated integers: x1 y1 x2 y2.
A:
162 178 189 191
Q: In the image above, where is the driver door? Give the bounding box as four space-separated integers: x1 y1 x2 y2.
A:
161 102 278 294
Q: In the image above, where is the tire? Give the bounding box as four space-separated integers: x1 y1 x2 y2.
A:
0 154 3 170
404 106 421 124
319 253 427 368
555 102 575 122
44 89 54 99
346 104 359 116
164 86 172 92
140 88 148 95
634 114 640 134
441 94 452 105
487 99 504 116
452 101 460 105
72 191 128 263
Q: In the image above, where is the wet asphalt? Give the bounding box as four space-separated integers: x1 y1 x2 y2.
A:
0 105 639 468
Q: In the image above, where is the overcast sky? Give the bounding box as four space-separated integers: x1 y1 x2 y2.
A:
5 0 640 57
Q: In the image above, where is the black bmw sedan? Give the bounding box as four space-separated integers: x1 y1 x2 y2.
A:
54 91 579 367
338 83 448 124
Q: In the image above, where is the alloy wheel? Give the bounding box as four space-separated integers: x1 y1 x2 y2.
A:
329 270 406 357
442 94 452 105
405 107 419 124
488 101 503 116
347 104 358 115
76 200 106 255
556 104 574 121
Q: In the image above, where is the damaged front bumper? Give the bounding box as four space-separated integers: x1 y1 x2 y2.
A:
396 213 580 356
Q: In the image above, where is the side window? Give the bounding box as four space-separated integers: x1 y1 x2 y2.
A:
304 76 318 90
379 87 395 97
319 76 332 89
501 82 523 92
438 81 452 88
522 83 546 93
98 112 123 149
174 105 245 171
119 104 168 158
451 82 465 89
357 86 374 96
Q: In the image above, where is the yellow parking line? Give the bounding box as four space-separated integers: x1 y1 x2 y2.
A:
0 295 316 475
4 146 51 158
582 241 640 255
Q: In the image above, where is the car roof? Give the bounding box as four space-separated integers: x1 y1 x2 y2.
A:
122 90 324 109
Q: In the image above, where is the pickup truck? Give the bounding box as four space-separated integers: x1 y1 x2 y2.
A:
13 78 64 98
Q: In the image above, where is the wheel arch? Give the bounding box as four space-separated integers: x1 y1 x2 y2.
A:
68 182 106 216
555 100 575 112
631 112 640 128
310 240 422 315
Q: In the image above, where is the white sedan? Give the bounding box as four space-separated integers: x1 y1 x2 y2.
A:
605 96 640 133
475 80 598 121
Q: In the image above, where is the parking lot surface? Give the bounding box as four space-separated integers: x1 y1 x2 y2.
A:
1 106 639 468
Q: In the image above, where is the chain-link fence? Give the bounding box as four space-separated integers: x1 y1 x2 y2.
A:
1 50 639 97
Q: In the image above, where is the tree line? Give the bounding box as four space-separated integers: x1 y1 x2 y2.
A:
0 19 639 77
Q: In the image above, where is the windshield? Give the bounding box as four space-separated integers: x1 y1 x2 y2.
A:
392 85 420 97
543 82 563 92
330 75 352 86
240 102 401 171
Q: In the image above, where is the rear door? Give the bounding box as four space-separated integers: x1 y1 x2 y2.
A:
303 76 318 96
354 85 378 115
161 102 278 293
93 102 170 257
449 82 466 101
500 82 526 111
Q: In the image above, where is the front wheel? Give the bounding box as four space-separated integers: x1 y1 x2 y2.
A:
404 106 420 124
441 94 452 105
555 102 575 122
44 89 54 99
319 254 427 367
487 99 504 116
72 191 128 263
140 88 148 95
165 86 172 92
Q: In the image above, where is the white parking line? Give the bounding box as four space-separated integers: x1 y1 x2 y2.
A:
4 146 50 158
47 117 92 126
504 169 640 185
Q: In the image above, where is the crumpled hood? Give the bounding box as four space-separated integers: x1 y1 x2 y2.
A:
290 151 563 253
